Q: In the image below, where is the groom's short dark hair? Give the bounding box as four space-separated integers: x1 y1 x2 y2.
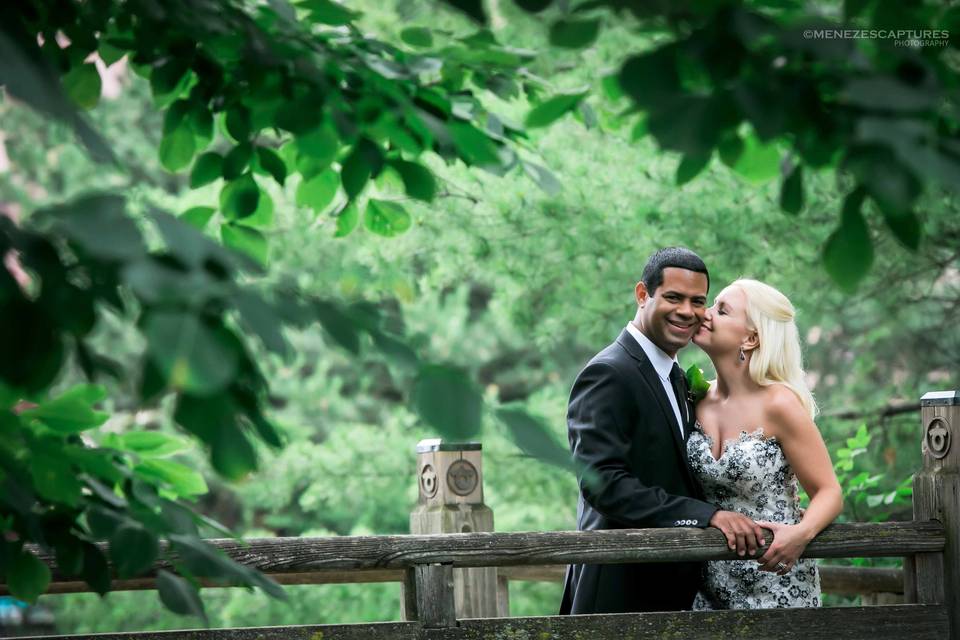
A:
641 247 709 295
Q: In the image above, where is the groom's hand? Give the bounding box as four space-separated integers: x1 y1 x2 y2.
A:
708 511 767 557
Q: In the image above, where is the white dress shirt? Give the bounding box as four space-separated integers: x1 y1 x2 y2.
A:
625 322 686 438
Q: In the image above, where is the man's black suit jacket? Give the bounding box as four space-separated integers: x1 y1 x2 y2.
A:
559 328 719 614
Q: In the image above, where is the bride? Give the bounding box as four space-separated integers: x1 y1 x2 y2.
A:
688 278 843 609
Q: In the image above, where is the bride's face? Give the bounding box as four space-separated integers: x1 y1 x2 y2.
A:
693 286 753 354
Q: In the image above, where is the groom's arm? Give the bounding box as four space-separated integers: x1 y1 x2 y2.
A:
568 361 718 529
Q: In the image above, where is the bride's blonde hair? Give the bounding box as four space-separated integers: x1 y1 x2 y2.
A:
729 279 818 418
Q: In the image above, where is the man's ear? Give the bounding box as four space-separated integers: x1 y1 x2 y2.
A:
635 281 650 307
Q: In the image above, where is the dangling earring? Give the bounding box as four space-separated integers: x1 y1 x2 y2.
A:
738 347 746 362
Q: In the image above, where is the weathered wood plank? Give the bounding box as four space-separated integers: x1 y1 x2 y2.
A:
23 622 421 640
410 564 456 628
497 564 905 596
454 605 949 640
21 605 949 640
2 521 942 596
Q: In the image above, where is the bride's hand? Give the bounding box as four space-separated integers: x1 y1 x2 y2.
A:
753 520 812 575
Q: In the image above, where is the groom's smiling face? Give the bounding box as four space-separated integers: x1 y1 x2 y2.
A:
635 267 708 357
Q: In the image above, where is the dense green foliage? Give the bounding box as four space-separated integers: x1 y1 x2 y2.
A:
1 0 958 633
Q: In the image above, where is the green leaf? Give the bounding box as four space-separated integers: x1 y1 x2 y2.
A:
190 104 214 147
314 301 361 353
522 161 562 196
296 126 339 169
449 122 500 165
135 458 209 496
412 364 483 439
157 570 207 622
79 543 111 595
222 143 253 181
296 169 340 212
516 0 552 11
718 133 744 167
31 453 83 506
159 125 197 172
225 106 252 142
879 208 921 251
334 202 359 237
21 384 108 433
169 534 285 599
62 63 102 110
676 153 711 186
370 330 419 368
233 290 288 356
107 431 190 457
341 139 383 199
823 188 874 293
780 164 804 215
303 0 359 25
618 49 681 109
240 188 274 229
364 199 411 237
211 429 258 481
109 524 159 578
256 147 287 186
549 19 600 50
388 159 437 202
221 224 269 266
150 60 189 100
7 550 51 603
98 40 126 66
189 152 224 188
143 311 240 395
219 173 261 220
731 135 780 183
525 90 589 129
846 149 922 250
401 27 433 48
600 73 623 101
630 116 647 141
444 0 486 23
497 406 572 470
180 206 216 230
163 101 191 136
64 446 124 484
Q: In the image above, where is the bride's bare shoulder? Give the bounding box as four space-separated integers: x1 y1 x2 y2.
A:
762 384 812 435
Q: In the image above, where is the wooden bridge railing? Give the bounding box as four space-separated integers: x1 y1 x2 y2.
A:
1 390 956 640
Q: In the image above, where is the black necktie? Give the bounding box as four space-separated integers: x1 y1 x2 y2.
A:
669 362 689 433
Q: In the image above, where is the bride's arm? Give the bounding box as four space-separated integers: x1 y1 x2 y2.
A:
756 385 843 574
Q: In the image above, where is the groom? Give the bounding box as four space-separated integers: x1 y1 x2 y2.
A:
559 247 765 614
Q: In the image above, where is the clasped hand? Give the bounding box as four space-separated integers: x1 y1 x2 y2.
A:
707 512 809 576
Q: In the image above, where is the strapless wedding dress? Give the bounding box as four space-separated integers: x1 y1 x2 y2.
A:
687 422 821 609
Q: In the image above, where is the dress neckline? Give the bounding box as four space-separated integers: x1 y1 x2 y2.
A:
693 421 780 464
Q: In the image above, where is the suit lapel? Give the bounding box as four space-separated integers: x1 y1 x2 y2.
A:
615 331 691 472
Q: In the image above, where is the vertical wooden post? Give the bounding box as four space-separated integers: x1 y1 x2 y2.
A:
406 439 499 620
905 390 958 639
403 564 457 628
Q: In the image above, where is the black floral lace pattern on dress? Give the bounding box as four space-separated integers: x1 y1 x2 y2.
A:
687 422 821 609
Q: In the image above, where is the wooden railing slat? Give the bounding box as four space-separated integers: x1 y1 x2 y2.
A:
21 605 949 640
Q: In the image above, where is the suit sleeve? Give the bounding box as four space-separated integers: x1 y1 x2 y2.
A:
569 361 718 528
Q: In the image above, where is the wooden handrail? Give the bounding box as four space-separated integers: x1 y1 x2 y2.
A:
1 521 941 596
